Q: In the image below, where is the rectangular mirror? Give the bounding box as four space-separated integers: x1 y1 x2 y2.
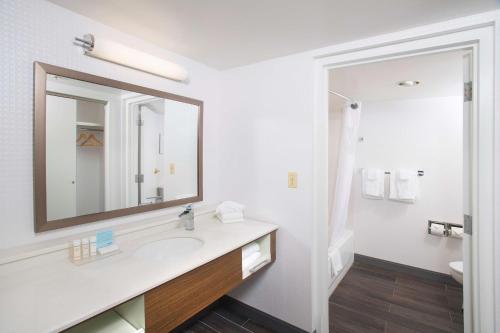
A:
34 62 203 232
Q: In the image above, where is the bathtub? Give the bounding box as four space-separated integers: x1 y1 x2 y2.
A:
328 229 354 296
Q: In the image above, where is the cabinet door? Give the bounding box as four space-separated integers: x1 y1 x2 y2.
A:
46 95 76 220
145 249 242 333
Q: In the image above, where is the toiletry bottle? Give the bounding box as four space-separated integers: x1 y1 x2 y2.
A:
72 240 81 261
90 236 97 256
81 238 90 259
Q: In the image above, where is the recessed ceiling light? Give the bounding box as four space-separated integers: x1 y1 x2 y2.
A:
398 80 420 87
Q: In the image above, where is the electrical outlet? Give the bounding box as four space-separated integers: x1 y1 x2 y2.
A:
169 163 175 175
288 172 298 188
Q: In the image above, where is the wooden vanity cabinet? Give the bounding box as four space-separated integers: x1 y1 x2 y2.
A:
145 230 276 333
145 248 242 333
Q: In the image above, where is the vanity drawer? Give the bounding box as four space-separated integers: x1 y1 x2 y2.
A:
145 248 242 333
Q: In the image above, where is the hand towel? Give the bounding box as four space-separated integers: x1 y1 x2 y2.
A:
389 169 418 203
361 168 384 199
242 243 260 259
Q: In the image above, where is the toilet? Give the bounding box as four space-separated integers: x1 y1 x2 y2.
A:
449 261 463 284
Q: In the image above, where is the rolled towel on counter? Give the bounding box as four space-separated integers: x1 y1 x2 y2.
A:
429 224 445 236
242 251 261 270
242 243 260 259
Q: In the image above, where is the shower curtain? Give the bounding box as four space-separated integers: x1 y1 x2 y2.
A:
329 102 361 247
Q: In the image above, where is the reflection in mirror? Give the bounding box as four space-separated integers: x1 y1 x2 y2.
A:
45 75 199 222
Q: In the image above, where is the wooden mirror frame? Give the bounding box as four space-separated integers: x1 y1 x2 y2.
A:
34 62 203 232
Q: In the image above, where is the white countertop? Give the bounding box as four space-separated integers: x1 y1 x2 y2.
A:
0 213 278 333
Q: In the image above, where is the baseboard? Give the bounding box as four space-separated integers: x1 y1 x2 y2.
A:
220 296 308 333
354 253 458 285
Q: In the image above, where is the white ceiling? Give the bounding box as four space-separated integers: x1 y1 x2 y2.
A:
329 50 464 106
47 0 497 69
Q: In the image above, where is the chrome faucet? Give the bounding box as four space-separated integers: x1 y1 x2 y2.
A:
178 204 194 230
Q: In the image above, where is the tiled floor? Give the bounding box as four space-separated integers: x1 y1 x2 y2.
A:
329 259 464 333
178 303 276 333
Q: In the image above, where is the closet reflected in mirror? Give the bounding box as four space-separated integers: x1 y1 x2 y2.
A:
35 63 203 232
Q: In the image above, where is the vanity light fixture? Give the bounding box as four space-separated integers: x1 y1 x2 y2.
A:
75 34 188 82
397 80 420 87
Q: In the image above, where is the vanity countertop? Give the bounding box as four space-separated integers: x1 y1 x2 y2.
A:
0 213 278 333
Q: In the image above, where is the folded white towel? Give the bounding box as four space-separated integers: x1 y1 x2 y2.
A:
216 201 245 223
242 251 261 270
389 169 418 203
216 201 245 215
216 213 244 223
217 211 244 220
362 168 384 199
242 243 260 259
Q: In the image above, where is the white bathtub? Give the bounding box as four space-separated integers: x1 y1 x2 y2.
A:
328 229 354 296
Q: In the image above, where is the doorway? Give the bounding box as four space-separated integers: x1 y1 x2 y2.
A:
326 49 470 332
312 24 495 333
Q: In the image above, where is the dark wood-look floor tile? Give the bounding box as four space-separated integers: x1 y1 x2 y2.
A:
199 312 251 333
350 263 397 283
213 305 249 326
450 311 464 325
331 285 391 313
446 294 463 312
242 319 277 333
385 322 422 333
396 275 447 294
182 321 218 333
330 258 463 333
395 285 450 308
390 293 451 317
340 271 395 298
330 303 386 333
389 304 461 333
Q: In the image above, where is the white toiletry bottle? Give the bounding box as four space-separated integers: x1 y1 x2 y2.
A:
81 238 90 259
90 236 97 256
72 240 81 261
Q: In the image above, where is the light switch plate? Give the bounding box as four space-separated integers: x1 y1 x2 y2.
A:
169 163 175 175
288 172 298 188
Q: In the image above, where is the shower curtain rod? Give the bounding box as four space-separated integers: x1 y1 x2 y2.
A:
328 90 359 109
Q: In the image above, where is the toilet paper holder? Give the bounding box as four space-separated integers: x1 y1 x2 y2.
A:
428 220 463 237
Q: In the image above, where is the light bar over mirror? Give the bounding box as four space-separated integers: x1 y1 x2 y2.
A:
75 34 188 81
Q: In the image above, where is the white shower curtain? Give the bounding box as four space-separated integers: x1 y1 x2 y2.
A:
329 102 361 247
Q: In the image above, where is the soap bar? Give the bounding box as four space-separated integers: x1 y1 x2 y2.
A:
96 230 113 249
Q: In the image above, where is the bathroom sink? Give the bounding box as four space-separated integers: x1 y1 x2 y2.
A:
133 237 204 262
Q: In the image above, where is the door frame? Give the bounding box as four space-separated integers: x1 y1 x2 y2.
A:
312 24 496 333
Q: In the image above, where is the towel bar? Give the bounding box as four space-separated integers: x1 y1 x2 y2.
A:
383 170 424 176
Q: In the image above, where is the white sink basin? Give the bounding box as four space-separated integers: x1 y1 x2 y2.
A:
133 237 204 262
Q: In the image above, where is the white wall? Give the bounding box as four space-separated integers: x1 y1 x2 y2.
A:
0 0 222 248
348 97 463 274
220 53 315 331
